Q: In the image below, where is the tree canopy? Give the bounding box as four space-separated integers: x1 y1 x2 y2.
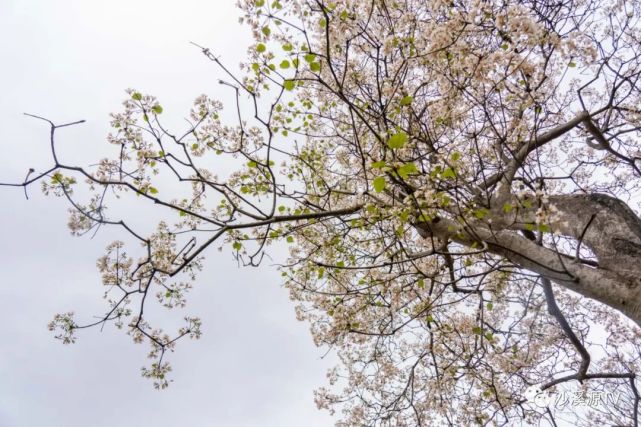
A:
4 0 641 425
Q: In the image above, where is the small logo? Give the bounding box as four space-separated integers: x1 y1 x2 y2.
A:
524 385 552 407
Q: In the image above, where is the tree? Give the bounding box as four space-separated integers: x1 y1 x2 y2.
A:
3 0 641 425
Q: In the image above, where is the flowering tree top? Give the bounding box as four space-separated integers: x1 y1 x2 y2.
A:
4 0 641 425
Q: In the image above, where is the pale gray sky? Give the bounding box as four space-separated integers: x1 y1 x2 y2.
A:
0 1 333 426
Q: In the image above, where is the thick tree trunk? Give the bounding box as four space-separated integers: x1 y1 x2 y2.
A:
416 193 641 327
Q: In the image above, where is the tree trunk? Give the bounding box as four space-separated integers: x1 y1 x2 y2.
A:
416 193 641 327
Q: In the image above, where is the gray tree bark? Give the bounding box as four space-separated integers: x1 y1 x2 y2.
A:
416 193 641 327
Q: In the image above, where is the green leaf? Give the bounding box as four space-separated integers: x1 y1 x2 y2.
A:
502 202 513 214
304 53 316 63
282 43 293 51
472 326 483 335
279 60 290 69
148 187 158 195
261 26 271 36
283 80 295 91
373 176 386 193
232 242 242 251
568 61 576 68
132 92 142 101
441 167 456 180
538 224 551 233
256 43 267 53
286 236 294 243
269 230 281 238
397 162 418 179
486 302 494 311
309 62 321 72
255 0 265 6
371 160 386 169
151 105 163 114
400 95 413 106
247 160 258 168
450 151 461 162
387 131 408 149
51 172 63 184
474 208 488 219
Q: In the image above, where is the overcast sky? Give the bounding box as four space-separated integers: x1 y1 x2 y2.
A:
0 1 334 426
